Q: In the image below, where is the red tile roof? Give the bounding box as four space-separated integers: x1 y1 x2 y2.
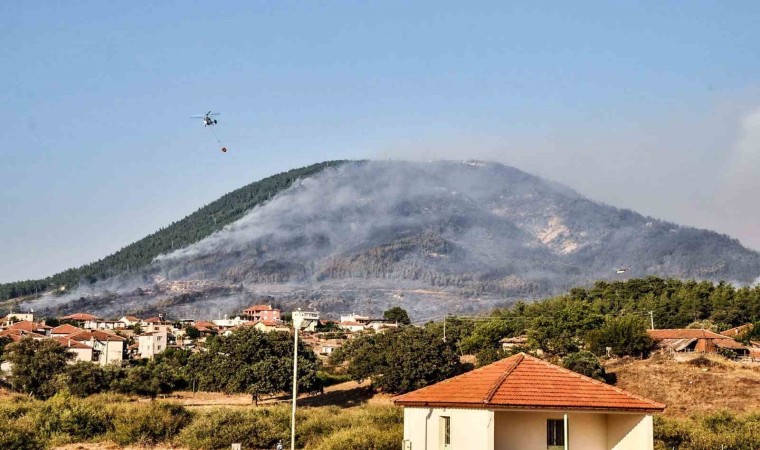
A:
52 337 92 350
51 324 83 335
61 313 100 321
244 304 274 312
66 330 126 342
9 321 50 332
0 329 47 340
393 353 665 412
720 324 753 337
713 339 747 350
647 329 726 340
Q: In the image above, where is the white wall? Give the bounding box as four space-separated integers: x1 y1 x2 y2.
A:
495 411 606 450
101 340 124 365
403 407 494 450
494 410 652 450
607 414 653 450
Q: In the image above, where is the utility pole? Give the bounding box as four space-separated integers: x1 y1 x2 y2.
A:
649 311 655 330
443 315 447 343
291 310 304 450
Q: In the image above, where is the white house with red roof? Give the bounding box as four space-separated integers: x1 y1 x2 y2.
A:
66 330 126 365
394 353 664 450
53 336 94 363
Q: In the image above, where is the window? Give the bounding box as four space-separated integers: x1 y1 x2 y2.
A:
547 419 564 449
439 416 451 450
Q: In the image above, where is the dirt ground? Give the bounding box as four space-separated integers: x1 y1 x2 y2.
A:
608 352 760 416
153 379 392 410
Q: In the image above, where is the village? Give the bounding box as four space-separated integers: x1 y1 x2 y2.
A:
1 303 759 371
0 305 403 368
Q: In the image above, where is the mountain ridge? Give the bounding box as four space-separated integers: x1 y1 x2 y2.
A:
0 161 347 302
12 160 760 319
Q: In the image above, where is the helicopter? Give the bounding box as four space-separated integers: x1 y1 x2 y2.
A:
192 111 220 127
191 111 227 152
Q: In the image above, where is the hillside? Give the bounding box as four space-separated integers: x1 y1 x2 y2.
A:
610 354 760 416
0 161 346 302
14 160 760 319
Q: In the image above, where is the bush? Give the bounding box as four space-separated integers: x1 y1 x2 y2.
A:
654 411 760 450
179 406 289 450
110 401 192 446
30 394 113 444
316 371 351 388
311 424 402 450
0 417 42 450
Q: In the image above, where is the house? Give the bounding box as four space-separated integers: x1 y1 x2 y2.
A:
137 330 168 359
647 329 749 356
8 320 51 336
66 330 126 365
51 323 84 337
84 319 123 330
340 313 370 324
141 316 170 327
366 319 399 331
242 304 282 322
119 316 141 327
213 316 248 329
60 313 100 328
318 339 343 356
293 310 320 332
394 353 665 450
338 321 366 333
4 312 35 323
53 337 94 363
499 336 529 351
252 320 290 333
720 323 754 338
0 329 47 342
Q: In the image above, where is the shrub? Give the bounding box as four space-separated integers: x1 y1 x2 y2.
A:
0 417 42 450
30 394 113 444
311 424 402 450
179 406 289 450
110 401 192 446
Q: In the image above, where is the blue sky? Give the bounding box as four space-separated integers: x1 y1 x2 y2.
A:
2 1 760 282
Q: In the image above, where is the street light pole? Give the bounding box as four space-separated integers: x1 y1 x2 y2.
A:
291 312 303 450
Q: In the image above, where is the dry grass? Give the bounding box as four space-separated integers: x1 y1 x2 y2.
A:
54 444 184 450
609 353 760 416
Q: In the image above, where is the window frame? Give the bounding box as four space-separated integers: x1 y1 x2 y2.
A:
546 418 565 449
439 415 451 449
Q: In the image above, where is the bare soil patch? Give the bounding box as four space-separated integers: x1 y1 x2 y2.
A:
159 380 390 410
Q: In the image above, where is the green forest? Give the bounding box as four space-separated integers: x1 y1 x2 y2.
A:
0 161 346 302
430 276 760 367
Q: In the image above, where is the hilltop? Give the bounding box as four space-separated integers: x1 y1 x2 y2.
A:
9 160 760 318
